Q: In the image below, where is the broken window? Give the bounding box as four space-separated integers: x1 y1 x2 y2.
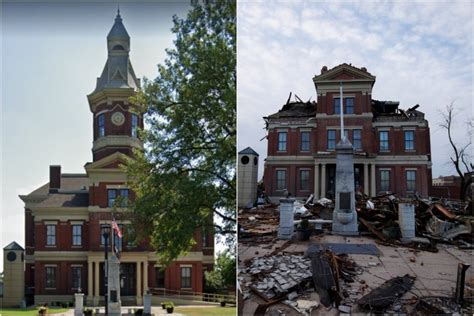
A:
276 170 286 190
379 131 389 151
300 132 310 151
300 170 310 191
278 132 287 151
327 130 336 149
404 131 414 150
406 170 416 191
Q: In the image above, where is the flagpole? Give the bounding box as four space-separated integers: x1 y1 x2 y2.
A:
340 81 344 141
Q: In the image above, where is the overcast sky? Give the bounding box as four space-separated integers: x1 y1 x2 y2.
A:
237 1 473 181
1 1 191 271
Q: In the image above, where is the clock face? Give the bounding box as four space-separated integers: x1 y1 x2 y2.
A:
7 251 16 262
111 112 125 126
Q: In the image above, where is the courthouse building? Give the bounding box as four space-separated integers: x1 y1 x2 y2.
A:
263 63 432 201
18 12 214 306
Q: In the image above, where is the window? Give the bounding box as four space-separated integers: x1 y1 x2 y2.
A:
131 114 138 137
300 170 310 191
241 156 249 164
107 189 129 207
278 132 287 151
353 129 362 149
380 170 390 192
300 132 310 151
404 131 414 150
72 225 82 246
46 225 56 246
327 130 336 150
379 131 389 151
98 114 105 137
114 224 123 252
127 224 137 246
202 233 210 247
181 267 192 288
100 225 111 246
276 170 286 190
334 98 341 114
72 267 81 289
156 268 165 288
406 170 416 191
345 98 354 114
45 266 56 288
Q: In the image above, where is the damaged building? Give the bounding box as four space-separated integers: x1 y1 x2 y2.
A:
263 63 432 201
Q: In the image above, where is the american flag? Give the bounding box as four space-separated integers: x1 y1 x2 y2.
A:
112 215 123 238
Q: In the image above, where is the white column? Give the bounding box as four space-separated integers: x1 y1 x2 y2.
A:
321 164 327 198
94 261 99 299
370 163 376 197
136 261 142 297
313 164 320 199
143 261 148 294
87 261 93 299
363 163 369 195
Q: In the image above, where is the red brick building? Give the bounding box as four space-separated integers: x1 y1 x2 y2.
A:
263 64 432 201
20 12 214 306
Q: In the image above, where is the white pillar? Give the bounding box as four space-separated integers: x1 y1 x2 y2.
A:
94 261 99 306
370 164 376 197
87 261 93 301
313 164 320 199
321 164 327 198
143 261 148 294
364 163 369 195
136 261 142 304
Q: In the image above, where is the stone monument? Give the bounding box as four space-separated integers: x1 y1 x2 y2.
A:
278 198 295 239
332 82 359 235
107 254 122 316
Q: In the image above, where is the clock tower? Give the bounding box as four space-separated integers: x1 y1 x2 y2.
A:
87 9 144 161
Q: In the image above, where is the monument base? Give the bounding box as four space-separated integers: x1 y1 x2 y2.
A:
332 210 359 236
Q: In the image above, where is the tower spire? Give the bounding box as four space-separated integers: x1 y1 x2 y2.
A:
117 4 120 17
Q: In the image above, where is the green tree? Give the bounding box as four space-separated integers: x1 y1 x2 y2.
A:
127 1 236 266
205 250 236 292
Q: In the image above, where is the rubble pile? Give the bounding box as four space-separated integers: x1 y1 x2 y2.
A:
246 255 313 300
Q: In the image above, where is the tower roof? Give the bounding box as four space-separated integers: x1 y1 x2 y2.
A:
239 147 259 156
3 241 24 251
107 9 130 39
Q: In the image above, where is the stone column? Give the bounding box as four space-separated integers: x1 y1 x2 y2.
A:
74 293 84 316
143 261 148 294
87 261 93 303
313 164 320 200
321 164 327 198
363 163 369 195
144 293 152 314
370 163 376 197
136 261 143 305
94 261 100 306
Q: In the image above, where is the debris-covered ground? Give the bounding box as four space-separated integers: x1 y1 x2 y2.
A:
238 195 474 315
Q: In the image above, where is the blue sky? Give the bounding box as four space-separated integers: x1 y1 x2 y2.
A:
1 1 191 271
237 0 473 181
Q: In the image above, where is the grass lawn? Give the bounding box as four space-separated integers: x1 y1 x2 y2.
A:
174 306 236 316
0 308 70 315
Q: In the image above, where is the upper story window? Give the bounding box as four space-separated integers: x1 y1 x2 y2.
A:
100 224 111 246
380 170 390 192
300 132 310 151
276 170 286 190
406 170 416 191
202 233 210 248
46 225 56 246
72 225 82 246
181 267 192 289
404 131 414 150
131 114 138 138
45 266 56 289
277 132 287 151
353 129 362 149
108 189 129 208
127 224 137 247
327 130 336 150
300 170 310 191
379 131 389 151
98 114 105 137
333 98 355 114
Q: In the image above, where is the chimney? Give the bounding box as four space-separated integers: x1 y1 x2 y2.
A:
49 165 61 193
321 66 328 74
